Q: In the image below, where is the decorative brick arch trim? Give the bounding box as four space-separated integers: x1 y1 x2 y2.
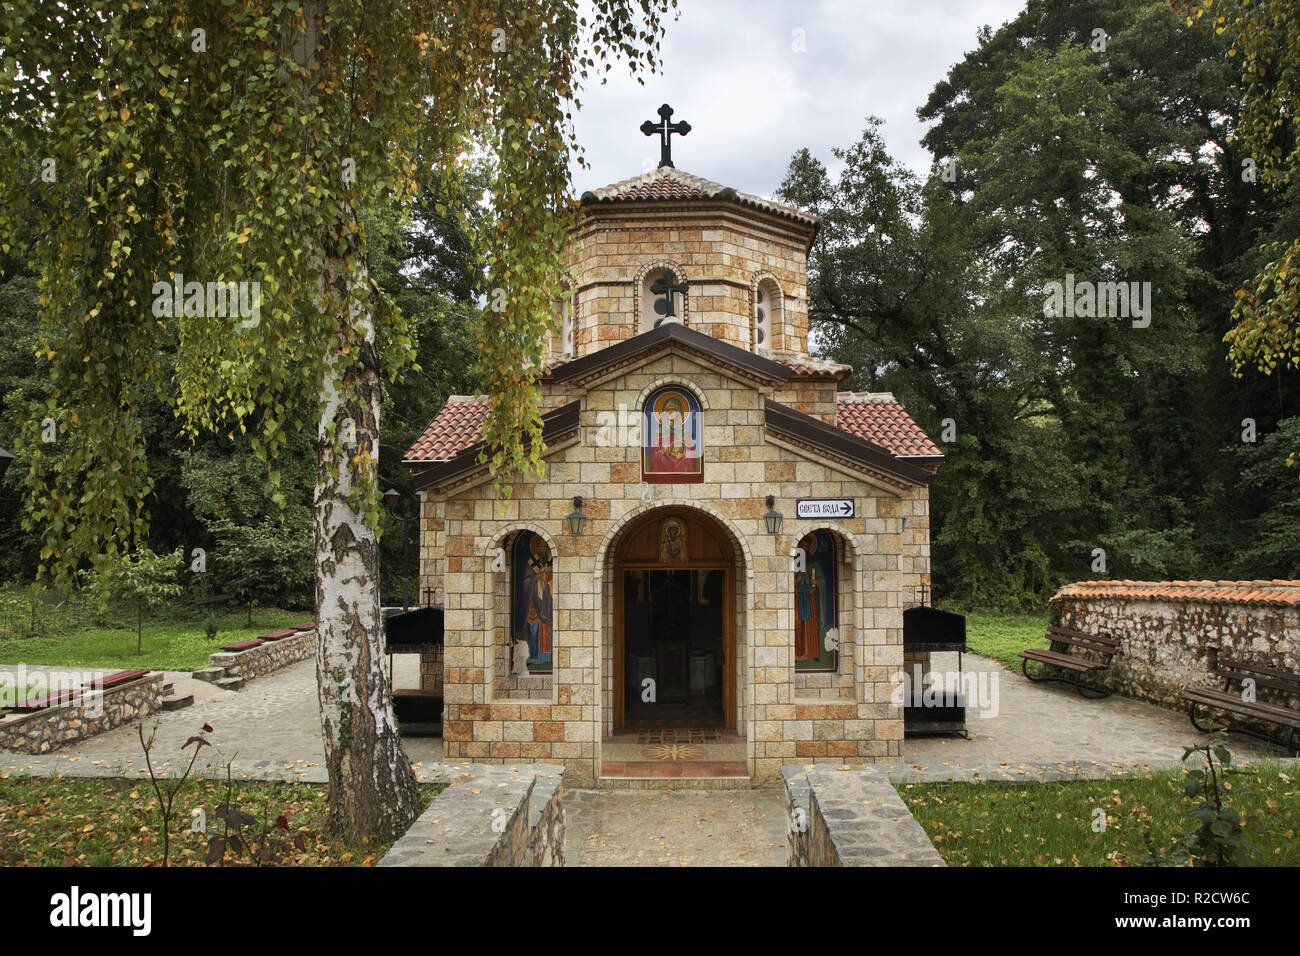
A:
484 522 563 558
785 519 866 568
592 499 756 581
632 259 690 331
633 377 711 411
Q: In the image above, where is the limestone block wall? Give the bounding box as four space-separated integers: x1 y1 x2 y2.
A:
564 206 811 360
1051 584 1300 709
772 378 840 425
418 352 932 785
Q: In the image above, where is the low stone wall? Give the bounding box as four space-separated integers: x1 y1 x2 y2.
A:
379 764 565 867
0 673 164 754
207 628 314 682
1050 581 1300 709
784 765 944 867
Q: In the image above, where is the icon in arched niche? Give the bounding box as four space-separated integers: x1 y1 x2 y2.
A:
642 385 703 482
512 531 553 670
795 529 838 671
659 517 687 561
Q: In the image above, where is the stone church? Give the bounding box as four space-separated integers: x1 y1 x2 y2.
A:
404 109 942 785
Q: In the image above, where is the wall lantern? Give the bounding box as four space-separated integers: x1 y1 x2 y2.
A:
0 448 13 481
566 495 587 535
763 495 783 535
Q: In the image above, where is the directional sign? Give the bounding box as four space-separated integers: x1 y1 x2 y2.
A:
796 498 855 519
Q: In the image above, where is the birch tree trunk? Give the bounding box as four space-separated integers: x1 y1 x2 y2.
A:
295 3 419 839
313 236 420 838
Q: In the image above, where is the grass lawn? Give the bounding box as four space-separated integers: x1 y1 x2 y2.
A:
0 774 442 866
899 760 1299 866
963 610 1050 670
0 607 307 672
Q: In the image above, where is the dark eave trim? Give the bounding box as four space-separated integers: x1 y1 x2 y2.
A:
764 400 935 487
408 400 581 492
547 322 792 386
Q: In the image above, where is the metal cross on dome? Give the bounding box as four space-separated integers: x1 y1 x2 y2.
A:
650 269 688 323
640 103 690 168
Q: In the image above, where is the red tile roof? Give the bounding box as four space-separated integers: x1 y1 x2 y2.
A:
1053 580 1300 607
403 395 488 462
777 355 853 379
579 166 820 229
405 387 943 465
836 393 943 459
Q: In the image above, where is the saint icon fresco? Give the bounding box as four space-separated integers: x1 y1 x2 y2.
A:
795 530 837 669
513 532 554 669
642 386 703 481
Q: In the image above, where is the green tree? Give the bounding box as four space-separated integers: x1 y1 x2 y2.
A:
87 547 185 655
0 0 675 838
1184 0 1300 467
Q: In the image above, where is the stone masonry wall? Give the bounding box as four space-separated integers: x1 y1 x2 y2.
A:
420 350 931 786
0 673 164 754
1051 589 1300 709
378 765 565 867
563 205 811 361
784 765 945 867
206 628 314 682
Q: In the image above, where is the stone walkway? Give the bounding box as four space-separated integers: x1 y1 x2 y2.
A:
563 787 788 866
3 650 1294 866
0 657 443 782
890 651 1282 782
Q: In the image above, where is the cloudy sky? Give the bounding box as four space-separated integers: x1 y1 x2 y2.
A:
569 0 1030 199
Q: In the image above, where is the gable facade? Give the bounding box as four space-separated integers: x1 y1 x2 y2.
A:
405 165 941 786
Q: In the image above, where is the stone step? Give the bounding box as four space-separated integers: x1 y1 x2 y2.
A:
596 775 752 791
161 693 194 711
214 676 244 691
161 682 174 696
192 667 226 683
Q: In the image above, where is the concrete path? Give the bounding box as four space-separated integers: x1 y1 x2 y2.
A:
887 651 1282 782
563 787 788 866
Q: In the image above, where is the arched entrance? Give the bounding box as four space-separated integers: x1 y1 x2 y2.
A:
612 507 737 731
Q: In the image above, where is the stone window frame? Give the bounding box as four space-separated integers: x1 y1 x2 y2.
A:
633 259 690 334
487 523 562 701
553 273 578 361
787 521 862 699
751 273 783 355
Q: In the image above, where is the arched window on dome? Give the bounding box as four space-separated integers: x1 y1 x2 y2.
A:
755 277 781 353
640 267 688 333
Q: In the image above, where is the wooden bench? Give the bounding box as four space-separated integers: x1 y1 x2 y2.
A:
13 669 150 710
96 669 151 690
1186 649 1300 755
1020 626 1119 699
291 621 317 632
258 630 297 642
220 639 265 652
